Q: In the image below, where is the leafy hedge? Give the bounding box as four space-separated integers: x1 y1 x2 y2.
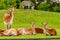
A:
0 0 20 9
52 6 60 12
36 2 50 11
0 0 60 12
36 2 60 12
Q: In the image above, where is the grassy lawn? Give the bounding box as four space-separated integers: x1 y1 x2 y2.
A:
0 9 60 38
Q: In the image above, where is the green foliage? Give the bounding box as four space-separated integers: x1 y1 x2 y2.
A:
0 0 60 12
37 2 50 11
36 2 60 12
53 6 60 12
16 0 21 8
0 0 5 9
0 0 17 9
0 0 37 9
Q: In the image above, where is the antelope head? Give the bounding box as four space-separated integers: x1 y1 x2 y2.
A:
41 22 48 29
7 7 14 14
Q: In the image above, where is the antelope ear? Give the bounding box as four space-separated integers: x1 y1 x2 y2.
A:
45 22 48 25
7 8 12 13
7 9 10 14
30 21 36 24
11 7 14 11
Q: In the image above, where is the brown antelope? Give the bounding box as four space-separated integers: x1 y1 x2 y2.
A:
21 1 35 9
31 22 44 34
35 27 44 34
3 7 14 29
1 28 19 36
18 22 44 35
41 22 57 36
18 22 36 35
18 28 33 35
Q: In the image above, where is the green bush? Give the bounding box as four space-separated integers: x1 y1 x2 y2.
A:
0 4 5 9
36 2 50 11
53 6 60 12
0 0 17 9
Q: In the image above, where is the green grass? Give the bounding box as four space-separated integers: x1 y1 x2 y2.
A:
0 9 60 38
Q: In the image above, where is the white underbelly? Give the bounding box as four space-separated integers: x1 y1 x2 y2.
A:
11 31 17 36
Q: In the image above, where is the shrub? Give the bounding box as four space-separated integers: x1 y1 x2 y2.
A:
36 2 50 11
53 6 60 12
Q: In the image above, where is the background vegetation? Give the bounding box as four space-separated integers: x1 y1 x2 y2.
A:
0 0 60 12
